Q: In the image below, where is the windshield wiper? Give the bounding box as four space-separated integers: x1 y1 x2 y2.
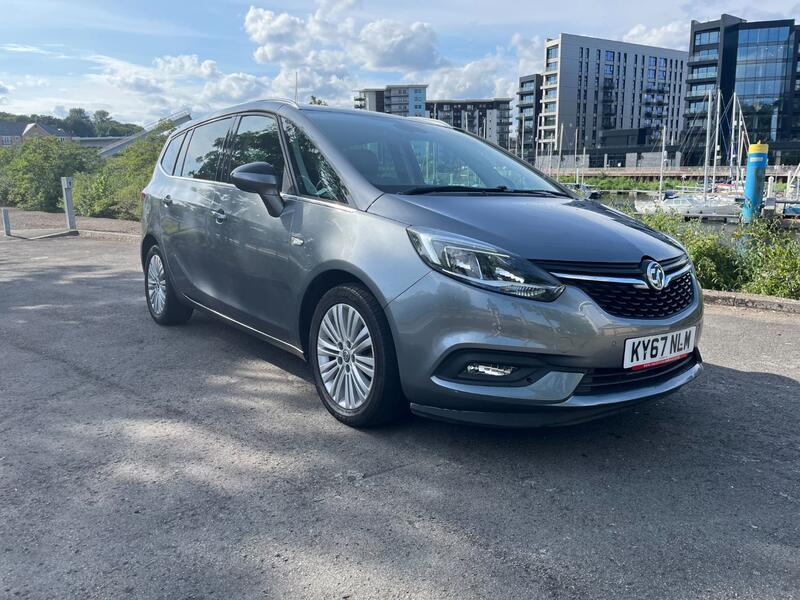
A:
505 189 572 197
400 185 512 195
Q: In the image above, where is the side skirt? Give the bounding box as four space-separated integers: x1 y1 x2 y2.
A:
181 294 306 360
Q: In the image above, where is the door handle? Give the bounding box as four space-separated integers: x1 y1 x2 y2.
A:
162 194 172 206
212 209 227 223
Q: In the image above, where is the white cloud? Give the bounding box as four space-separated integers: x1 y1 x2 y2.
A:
200 72 271 104
623 21 690 50
153 55 219 78
0 43 50 55
243 1 446 104
356 20 445 71
245 8 308 65
511 33 544 77
421 54 515 100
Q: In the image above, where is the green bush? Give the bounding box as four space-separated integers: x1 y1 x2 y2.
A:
73 171 116 217
557 175 696 192
72 124 169 220
734 220 800 299
635 211 800 300
2 137 100 211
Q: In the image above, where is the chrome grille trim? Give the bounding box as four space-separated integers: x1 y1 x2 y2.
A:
551 262 693 290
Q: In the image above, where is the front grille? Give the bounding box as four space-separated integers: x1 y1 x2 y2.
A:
574 351 698 396
536 254 689 277
534 255 695 319
570 271 695 319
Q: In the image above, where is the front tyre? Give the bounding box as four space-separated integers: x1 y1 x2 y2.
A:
144 245 193 325
309 284 406 427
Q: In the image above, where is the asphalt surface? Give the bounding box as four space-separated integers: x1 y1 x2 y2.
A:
1 236 799 600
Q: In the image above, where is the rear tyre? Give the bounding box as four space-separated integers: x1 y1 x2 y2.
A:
144 245 193 325
309 284 407 427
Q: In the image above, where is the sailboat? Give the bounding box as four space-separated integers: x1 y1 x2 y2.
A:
638 88 742 217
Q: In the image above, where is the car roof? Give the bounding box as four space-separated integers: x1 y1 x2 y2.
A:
170 99 452 136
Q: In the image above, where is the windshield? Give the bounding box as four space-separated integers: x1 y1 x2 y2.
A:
304 111 561 195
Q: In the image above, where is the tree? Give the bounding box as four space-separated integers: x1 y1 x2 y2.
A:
5 137 100 211
308 95 328 106
64 108 95 137
92 110 112 136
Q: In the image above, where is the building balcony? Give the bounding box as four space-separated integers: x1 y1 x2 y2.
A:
686 73 717 82
643 95 667 105
644 84 669 94
688 52 719 64
544 64 558 74
685 89 710 99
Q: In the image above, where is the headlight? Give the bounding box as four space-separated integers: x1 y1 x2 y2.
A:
407 226 565 301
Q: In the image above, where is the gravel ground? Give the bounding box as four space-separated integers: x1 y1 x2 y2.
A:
1 236 799 599
1 207 139 235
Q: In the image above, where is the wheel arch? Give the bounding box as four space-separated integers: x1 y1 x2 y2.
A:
141 234 159 269
298 266 388 358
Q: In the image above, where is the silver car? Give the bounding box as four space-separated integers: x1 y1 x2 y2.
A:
141 99 703 427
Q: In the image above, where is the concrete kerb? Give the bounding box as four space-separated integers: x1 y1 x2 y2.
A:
702 289 800 314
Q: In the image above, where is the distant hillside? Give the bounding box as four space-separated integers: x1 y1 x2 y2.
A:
0 108 143 138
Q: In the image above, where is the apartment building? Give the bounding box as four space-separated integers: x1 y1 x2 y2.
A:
535 34 687 167
684 14 799 165
426 98 512 149
354 85 428 117
516 74 542 161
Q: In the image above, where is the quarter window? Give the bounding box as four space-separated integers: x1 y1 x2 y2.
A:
282 120 348 203
180 117 233 180
227 114 286 189
160 133 185 175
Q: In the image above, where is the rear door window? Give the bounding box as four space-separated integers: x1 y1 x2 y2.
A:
227 114 287 190
282 120 348 203
180 117 233 180
160 133 185 175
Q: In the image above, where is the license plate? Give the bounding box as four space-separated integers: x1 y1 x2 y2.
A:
623 327 696 370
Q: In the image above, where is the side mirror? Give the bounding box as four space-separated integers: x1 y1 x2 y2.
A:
587 191 602 201
231 161 284 217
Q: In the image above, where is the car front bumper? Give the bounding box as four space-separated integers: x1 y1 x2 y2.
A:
385 270 704 426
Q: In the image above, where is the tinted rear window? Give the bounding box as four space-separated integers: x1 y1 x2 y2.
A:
180 118 233 180
160 133 185 175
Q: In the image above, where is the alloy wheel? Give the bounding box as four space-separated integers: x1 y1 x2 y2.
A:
317 303 375 410
147 254 167 316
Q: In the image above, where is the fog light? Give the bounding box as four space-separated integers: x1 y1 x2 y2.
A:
465 363 517 377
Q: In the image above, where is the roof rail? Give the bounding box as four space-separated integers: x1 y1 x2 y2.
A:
267 97 300 108
406 116 453 128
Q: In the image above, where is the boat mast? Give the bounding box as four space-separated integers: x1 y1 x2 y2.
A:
574 127 579 185
556 123 564 181
711 88 721 193
581 147 587 185
658 122 666 197
729 91 737 181
703 89 713 202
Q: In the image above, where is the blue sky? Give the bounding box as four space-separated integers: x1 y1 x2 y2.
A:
0 0 796 124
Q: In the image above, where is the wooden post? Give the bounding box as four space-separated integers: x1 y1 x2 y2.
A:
2 207 10 236
61 177 76 230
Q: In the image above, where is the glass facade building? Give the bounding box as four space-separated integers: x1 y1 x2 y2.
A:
734 25 792 146
683 14 799 166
